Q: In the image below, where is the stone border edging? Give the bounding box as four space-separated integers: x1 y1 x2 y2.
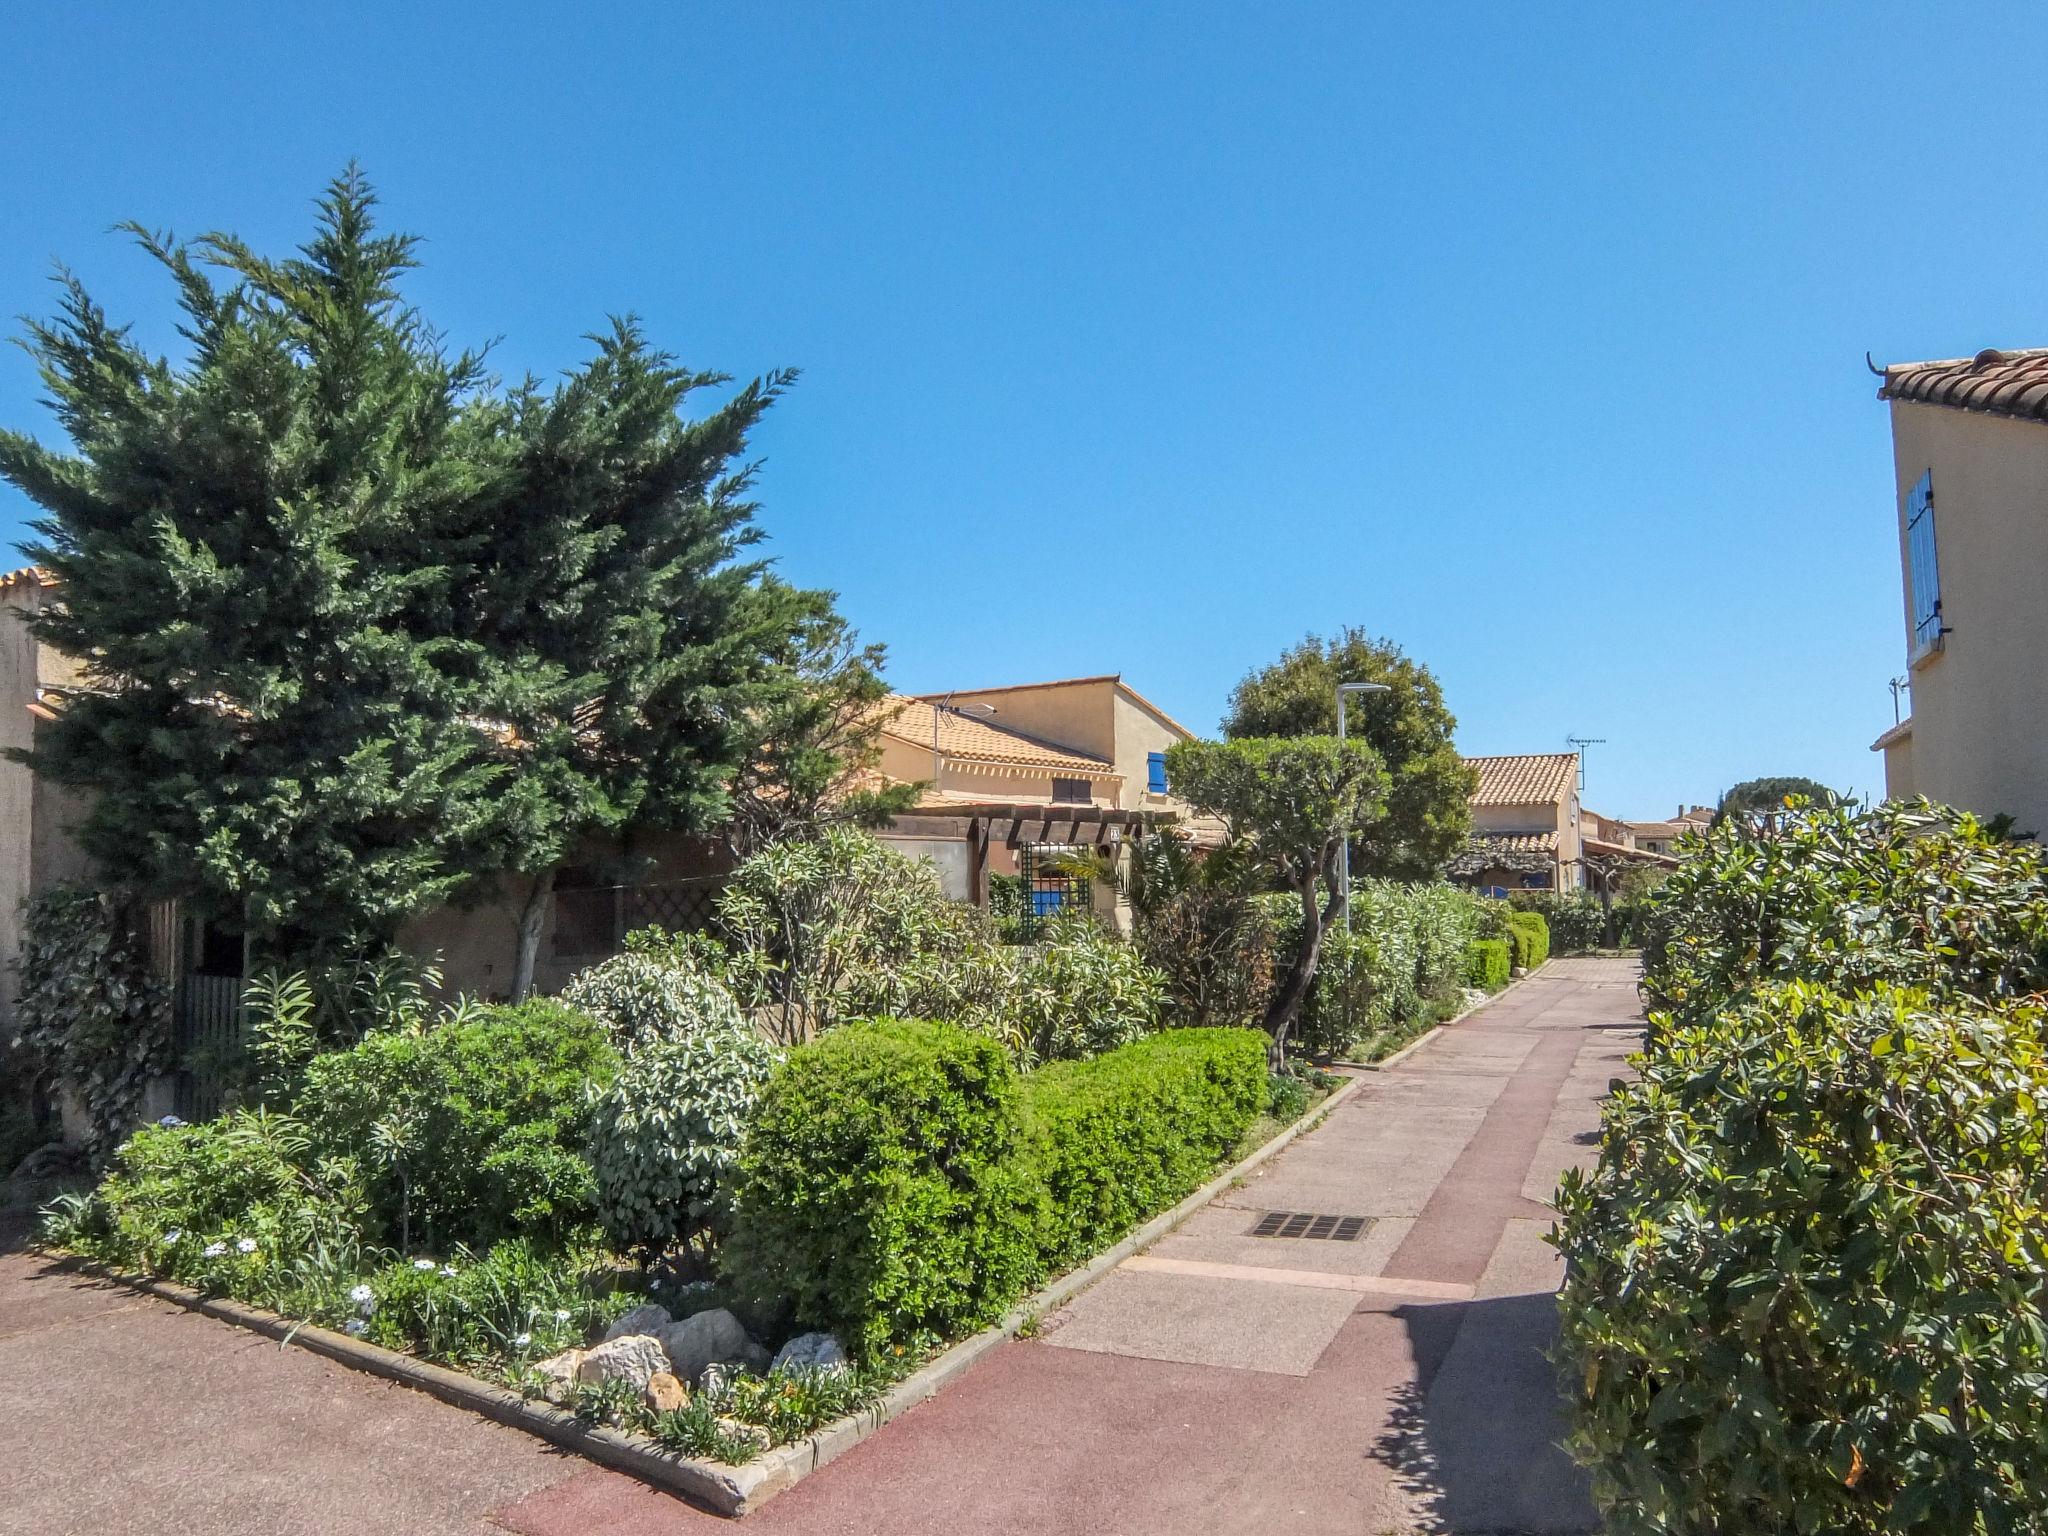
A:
39 1077 1366 1518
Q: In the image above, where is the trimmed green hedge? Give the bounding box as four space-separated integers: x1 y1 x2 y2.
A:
1464 937 1510 991
1504 910 1549 970
723 1018 1037 1363
727 1019 1271 1362
1024 1027 1267 1271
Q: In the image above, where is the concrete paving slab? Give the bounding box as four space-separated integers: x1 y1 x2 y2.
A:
1149 1204 1416 1277
1040 1265 1363 1375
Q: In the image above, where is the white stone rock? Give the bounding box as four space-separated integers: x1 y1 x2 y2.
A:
603 1303 673 1342
575 1333 669 1390
771 1331 850 1375
714 1417 772 1456
660 1307 752 1385
531 1348 585 1404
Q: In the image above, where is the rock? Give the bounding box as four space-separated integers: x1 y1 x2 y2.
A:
531 1348 585 1404
771 1331 849 1375
643 1370 687 1414
660 1307 752 1384
603 1303 673 1342
575 1334 669 1391
713 1417 772 1456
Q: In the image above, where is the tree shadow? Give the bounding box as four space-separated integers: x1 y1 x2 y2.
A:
1369 1291 1596 1534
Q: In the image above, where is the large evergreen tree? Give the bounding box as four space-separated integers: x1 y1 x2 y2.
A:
1 169 873 979
1222 629 1475 881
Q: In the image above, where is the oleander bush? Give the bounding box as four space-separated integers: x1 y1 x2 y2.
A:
1553 983 2048 1534
562 944 747 1049
723 1018 1038 1362
587 1023 776 1263
1464 937 1510 991
1512 891 1607 954
1638 798 2048 1027
1024 1027 1267 1270
294 998 617 1251
1504 909 1549 971
1273 878 1484 1059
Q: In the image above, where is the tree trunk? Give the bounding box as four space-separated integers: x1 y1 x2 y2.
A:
511 869 555 1003
1262 861 1346 1067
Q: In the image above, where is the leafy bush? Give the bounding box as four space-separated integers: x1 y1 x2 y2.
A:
724 1018 1038 1362
357 1238 628 1368
717 828 993 1043
1127 832 1277 1029
562 947 746 1049
1554 983 2048 1534
1503 909 1549 970
1639 798 2048 1026
1464 938 1509 990
40 1110 369 1289
295 999 617 1251
1022 1027 1267 1270
13 886 175 1164
587 1024 775 1263
1511 891 1606 954
1270 879 1483 1058
985 914 1166 1062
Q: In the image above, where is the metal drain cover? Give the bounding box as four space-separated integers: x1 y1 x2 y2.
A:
1249 1210 1368 1241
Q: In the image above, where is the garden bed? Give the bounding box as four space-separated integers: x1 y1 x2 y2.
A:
43 1068 1359 1517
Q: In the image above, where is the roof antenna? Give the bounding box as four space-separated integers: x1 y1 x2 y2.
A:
1566 736 1604 794
1865 351 1887 377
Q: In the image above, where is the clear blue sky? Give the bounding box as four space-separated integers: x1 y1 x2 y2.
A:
5 4 2044 820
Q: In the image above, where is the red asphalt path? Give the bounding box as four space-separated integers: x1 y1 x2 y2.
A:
0 957 1640 1535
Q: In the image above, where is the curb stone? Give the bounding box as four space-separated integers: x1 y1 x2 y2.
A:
37 1078 1364 1519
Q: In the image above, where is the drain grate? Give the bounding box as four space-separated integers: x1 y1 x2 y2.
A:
1249 1210 1367 1242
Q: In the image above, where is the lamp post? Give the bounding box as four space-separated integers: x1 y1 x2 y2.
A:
931 693 997 789
1335 681 1390 928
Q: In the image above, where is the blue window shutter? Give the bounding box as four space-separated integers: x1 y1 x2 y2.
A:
1906 470 1943 658
1147 751 1168 794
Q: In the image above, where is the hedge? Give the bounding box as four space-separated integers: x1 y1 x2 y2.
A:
1024 1027 1267 1271
723 1018 1037 1363
1554 983 2048 1533
726 1019 1272 1363
1273 879 1484 1059
1463 938 1509 991
1504 910 1549 971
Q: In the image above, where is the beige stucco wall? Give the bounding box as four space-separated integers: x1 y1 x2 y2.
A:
1885 402 2048 833
944 679 1119 762
1470 787 1583 888
1880 731 1916 800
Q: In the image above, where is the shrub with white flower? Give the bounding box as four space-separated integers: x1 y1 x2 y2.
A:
348 1283 375 1314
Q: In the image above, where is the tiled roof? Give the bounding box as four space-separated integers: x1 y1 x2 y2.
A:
873 695 1115 776
1625 819 1686 839
1473 831 1558 856
1448 829 1559 877
1879 348 2048 425
1 564 53 592
1464 753 1577 807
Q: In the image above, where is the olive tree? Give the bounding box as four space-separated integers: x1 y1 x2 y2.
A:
1163 737 1387 1059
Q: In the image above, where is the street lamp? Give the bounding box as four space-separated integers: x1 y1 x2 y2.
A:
1335 681 1390 927
931 693 998 788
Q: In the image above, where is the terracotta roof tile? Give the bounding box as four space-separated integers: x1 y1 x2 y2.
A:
0 564 53 592
1473 830 1558 856
873 695 1116 776
1463 753 1577 807
1880 348 2048 425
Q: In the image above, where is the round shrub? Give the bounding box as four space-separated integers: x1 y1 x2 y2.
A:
587 1024 775 1263
724 1018 1037 1363
562 949 746 1049
1463 937 1510 991
295 998 617 1251
1554 983 2048 1533
1503 909 1549 971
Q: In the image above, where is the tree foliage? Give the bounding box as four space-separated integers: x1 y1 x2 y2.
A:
0 168 877 978
1163 736 1386 1056
1221 629 1475 879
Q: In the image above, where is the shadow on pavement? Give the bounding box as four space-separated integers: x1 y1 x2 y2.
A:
1369 1292 1596 1535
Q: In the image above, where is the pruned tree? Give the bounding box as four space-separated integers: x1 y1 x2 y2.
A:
1712 776 1850 835
1223 629 1475 880
1163 736 1387 1060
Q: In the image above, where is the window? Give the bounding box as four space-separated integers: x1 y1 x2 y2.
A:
1051 776 1092 804
1906 469 1944 660
1521 871 1554 890
1146 751 1168 795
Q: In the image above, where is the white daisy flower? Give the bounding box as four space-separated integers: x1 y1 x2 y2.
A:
414 1259 436 1271
439 1264 458 1278
343 1319 368 1336
162 1229 182 1246
553 1308 571 1323
236 1237 258 1254
203 1241 227 1258
348 1284 374 1305
513 1332 532 1347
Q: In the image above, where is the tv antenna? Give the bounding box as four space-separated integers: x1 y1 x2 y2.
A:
1566 736 1605 793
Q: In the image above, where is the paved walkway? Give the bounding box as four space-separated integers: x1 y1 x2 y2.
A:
0 957 1640 1535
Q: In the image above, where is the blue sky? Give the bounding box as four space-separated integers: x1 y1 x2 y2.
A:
4 4 2044 820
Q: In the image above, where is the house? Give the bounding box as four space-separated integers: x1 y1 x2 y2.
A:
1580 807 1679 878
867 674 1199 924
1624 806 1711 856
1449 753 1584 894
1871 348 2048 833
